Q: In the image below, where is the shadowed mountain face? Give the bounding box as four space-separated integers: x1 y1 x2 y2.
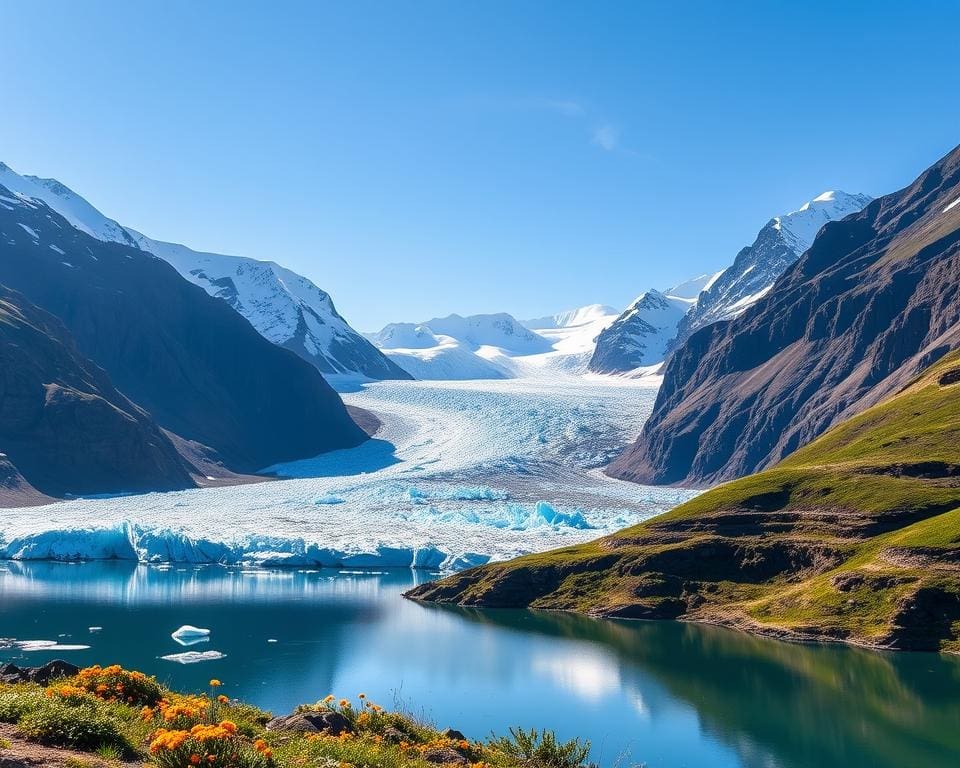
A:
0 186 366 474
0 285 193 498
610 144 960 486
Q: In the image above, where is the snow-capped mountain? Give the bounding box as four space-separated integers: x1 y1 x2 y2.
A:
371 307 621 380
370 313 552 380
587 290 693 374
0 162 408 381
672 190 872 347
522 304 618 331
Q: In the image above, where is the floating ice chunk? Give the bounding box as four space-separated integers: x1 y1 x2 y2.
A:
161 650 226 664
171 625 211 645
16 640 90 651
89 627 102 633
267 639 278 643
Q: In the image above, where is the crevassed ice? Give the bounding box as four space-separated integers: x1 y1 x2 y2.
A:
0 379 699 571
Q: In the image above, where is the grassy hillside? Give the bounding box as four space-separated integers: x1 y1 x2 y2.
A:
408 352 960 652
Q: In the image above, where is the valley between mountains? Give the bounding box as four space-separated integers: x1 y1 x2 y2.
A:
2 144 960 654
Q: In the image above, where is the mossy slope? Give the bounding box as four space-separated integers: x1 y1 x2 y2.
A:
408 352 960 652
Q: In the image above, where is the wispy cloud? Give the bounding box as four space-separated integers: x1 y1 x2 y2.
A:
476 95 647 159
591 123 620 152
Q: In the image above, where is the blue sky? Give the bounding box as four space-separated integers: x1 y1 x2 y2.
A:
1 1 958 330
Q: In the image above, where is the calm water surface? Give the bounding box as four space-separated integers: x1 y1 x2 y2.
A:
1 562 958 768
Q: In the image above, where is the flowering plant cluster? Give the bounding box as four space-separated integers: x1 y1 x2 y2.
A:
71 664 164 707
150 720 272 768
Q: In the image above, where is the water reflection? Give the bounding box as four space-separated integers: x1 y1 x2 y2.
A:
1 562 958 768
438 607 960 768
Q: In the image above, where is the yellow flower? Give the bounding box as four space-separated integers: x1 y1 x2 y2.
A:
209 679 222 687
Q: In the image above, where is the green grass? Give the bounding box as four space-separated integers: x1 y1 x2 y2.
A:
410 351 960 652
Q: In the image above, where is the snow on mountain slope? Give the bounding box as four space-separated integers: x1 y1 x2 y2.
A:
419 313 553 354
372 307 620 380
672 190 872 348
665 272 724 300
0 162 407 381
587 290 691 374
522 304 617 331
381 337 512 380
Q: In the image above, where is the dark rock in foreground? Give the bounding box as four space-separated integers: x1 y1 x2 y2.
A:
266 711 353 735
0 660 80 685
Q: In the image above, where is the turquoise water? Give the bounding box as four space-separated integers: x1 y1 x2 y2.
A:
1 562 958 768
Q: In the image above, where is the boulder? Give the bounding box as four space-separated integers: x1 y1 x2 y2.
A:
422 747 469 765
0 661 79 685
266 711 352 736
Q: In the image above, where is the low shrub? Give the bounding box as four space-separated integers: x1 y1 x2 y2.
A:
72 664 164 707
16 699 128 753
488 727 594 768
0 685 46 723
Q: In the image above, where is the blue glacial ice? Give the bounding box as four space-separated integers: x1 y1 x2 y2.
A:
0 379 700 571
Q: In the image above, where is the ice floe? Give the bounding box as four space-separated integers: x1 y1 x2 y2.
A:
171 625 211 646
161 650 226 664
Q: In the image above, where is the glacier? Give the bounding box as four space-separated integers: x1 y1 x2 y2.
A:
0 378 698 571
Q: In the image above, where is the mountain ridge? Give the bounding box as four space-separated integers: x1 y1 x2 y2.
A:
610 145 960 486
0 162 407 381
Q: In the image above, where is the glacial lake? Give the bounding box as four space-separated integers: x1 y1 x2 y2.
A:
2 562 959 768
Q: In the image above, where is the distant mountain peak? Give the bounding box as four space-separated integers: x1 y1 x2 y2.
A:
671 188 872 349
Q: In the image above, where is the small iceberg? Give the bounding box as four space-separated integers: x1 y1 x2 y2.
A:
171 625 211 646
88 627 102 633
161 650 226 665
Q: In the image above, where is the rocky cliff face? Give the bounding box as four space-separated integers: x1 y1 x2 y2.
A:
0 185 366 474
609 144 960 485
0 285 194 499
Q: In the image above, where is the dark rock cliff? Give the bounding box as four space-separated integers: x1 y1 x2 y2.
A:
0 285 194 498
